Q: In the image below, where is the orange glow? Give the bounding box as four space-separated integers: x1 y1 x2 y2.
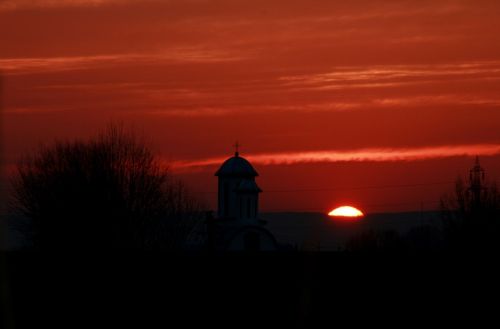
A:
328 206 364 218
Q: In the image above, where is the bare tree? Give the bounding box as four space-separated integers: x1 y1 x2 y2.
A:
440 177 500 251
10 124 205 250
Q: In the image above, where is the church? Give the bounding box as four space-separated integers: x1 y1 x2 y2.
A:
206 148 278 251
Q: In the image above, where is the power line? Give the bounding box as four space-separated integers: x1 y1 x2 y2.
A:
264 181 453 193
264 200 442 213
364 200 441 208
196 181 454 194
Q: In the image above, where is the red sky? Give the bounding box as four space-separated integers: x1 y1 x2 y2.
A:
2 0 500 213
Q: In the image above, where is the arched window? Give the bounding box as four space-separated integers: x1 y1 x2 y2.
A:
239 197 243 218
247 198 251 218
223 182 229 217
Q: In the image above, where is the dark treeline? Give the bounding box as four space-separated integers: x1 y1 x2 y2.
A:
9 124 205 250
347 159 500 253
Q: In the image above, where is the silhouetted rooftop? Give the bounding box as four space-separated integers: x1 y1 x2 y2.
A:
215 152 259 177
235 179 262 193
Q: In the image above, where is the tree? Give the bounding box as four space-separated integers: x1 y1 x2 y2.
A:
440 176 500 251
10 125 204 250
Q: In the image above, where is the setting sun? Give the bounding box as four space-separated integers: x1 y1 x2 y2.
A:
328 206 364 218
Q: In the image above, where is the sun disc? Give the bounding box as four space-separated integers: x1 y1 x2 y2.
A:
328 206 364 218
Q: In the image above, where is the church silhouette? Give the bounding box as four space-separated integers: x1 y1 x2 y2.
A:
206 148 278 251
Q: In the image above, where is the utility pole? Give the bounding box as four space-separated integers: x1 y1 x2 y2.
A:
420 201 424 226
468 156 486 210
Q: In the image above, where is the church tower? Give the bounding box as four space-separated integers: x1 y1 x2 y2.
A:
215 148 262 220
207 144 277 251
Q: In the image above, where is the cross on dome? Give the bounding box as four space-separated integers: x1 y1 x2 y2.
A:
233 141 241 157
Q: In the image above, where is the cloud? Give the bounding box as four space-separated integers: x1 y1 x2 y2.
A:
2 107 68 114
279 61 500 91
0 49 248 75
372 94 500 107
0 0 143 11
171 144 500 171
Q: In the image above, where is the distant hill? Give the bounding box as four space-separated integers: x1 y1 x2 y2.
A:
2 210 442 251
263 211 442 251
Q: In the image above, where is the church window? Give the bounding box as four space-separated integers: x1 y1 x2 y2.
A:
239 197 243 218
224 182 229 217
247 198 251 218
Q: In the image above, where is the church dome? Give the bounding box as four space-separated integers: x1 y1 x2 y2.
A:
215 153 259 177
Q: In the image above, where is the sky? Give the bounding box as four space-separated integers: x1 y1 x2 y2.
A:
2 0 500 213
